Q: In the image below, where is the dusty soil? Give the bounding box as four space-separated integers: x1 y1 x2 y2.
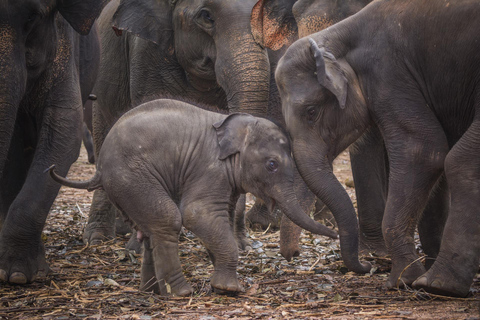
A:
1 146 479 319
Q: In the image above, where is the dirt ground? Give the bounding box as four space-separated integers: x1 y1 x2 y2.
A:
0 146 479 319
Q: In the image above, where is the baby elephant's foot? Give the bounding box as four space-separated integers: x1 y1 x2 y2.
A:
235 235 252 251
385 260 425 289
159 273 193 297
211 271 244 295
412 266 472 297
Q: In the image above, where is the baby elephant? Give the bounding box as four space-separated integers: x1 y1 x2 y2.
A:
48 99 337 296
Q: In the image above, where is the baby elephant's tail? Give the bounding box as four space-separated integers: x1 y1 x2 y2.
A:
45 165 103 192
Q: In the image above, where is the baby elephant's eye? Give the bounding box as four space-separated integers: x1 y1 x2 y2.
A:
266 160 279 172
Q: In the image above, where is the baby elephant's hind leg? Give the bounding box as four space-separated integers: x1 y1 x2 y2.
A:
114 187 193 297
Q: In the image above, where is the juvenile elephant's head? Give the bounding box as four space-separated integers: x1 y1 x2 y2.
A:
276 36 371 273
0 0 107 176
112 0 272 116
213 113 338 239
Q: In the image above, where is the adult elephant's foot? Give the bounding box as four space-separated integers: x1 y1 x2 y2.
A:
0 239 50 284
83 190 116 245
385 258 426 289
211 270 244 295
359 236 388 256
412 261 473 297
245 199 281 230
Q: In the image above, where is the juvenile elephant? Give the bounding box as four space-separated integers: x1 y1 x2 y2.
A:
0 0 108 284
251 0 381 260
48 99 337 296
276 0 480 296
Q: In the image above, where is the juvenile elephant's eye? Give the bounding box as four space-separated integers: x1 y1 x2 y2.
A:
306 106 319 123
266 160 279 173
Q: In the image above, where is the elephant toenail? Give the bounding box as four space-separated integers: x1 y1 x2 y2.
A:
413 276 428 287
0 269 8 282
9 272 28 284
431 279 443 288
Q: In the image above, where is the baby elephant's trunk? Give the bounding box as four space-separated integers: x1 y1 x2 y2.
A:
45 164 103 192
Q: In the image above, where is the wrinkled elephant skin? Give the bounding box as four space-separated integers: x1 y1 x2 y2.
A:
0 0 108 285
49 100 337 296
276 0 480 297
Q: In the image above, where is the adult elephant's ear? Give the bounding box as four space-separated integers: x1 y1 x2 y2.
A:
309 38 347 109
58 0 110 35
112 0 172 44
251 0 298 50
213 114 256 160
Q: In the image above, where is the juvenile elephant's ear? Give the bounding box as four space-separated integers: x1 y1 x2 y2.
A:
251 0 298 50
58 0 110 35
112 0 172 44
213 114 255 160
309 38 347 109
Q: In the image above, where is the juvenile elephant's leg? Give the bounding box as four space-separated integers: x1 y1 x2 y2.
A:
383 124 447 289
140 238 160 293
233 194 251 251
350 129 389 256
184 202 242 294
84 105 116 244
414 121 480 297
114 187 192 296
0 106 82 284
417 176 449 270
279 167 316 261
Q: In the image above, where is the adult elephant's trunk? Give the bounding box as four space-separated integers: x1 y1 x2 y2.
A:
0 30 26 178
215 23 270 116
293 140 371 274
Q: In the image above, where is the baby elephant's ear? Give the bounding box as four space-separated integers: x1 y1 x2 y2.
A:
213 113 255 160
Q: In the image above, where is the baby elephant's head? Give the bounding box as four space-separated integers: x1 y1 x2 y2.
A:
213 113 337 238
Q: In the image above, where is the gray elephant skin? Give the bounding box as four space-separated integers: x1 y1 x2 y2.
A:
84 0 273 247
276 0 480 297
251 0 384 260
48 99 337 296
0 0 108 285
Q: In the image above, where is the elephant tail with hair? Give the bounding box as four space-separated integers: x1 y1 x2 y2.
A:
45 165 103 192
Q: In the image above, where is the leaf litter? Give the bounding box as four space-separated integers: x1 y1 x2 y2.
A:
0 147 478 319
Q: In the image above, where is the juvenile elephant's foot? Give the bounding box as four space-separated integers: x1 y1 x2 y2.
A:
211 271 244 295
84 190 117 245
412 264 472 297
160 273 194 297
245 201 280 230
126 232 143 253
0 241 50 284
385 259 426 289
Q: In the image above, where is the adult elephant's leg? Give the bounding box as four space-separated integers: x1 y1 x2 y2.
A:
417 176 449 270
350 128 388 256
279 167 316 261
414 120 480 297
383 116 447 289
0 106 82 284
83 104 116 244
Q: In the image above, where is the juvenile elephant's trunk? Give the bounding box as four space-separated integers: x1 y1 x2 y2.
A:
293 140 372 274
271 185 338 239
215 24 270 116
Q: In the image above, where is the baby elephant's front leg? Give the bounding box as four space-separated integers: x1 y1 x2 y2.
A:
184 203 243 294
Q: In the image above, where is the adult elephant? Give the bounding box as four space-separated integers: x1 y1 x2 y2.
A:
0 0 108 284
276 0 480 296
251 0 384 262
84 0 295 247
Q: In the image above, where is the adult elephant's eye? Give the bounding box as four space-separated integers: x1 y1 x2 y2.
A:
266 160 279 173
200 9 214 24
306 106 318 122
